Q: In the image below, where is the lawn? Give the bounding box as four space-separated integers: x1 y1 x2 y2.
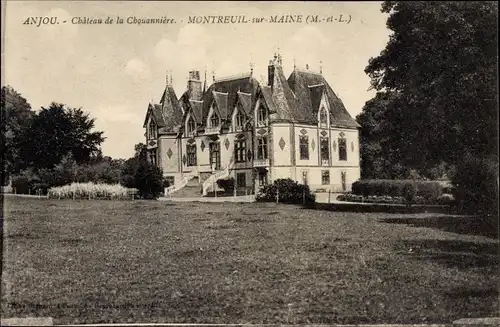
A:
2 197 498 324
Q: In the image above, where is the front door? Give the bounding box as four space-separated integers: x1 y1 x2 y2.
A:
209 142 221 171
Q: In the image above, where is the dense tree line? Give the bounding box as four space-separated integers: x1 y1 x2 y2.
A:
357 1 498 215
1 86 164 198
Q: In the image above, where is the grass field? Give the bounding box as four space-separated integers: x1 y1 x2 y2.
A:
2 197 498 324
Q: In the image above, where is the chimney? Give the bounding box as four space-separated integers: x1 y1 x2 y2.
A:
268 51 281 89
268 60 275 88
188 70 202 101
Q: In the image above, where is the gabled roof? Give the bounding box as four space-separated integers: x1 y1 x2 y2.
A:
212 91 228 119
201 75 259 124
259 86 277 114
143 103 165 128
144 84 184 133
237 91 252 116
287 70 360 128
188 100 204 123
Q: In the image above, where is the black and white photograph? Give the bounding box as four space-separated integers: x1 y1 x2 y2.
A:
1 1 498 326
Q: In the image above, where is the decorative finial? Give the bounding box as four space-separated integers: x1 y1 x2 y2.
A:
293 57 296 70
250 53 254 75
306 64 309 70
166 70 169 86
170 69 173 84
212 69 215 82
319 60 323 74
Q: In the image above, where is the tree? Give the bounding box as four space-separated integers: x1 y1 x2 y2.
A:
361 1 498 215
21 102 105 170
1 86 33 183
133 159 164 199
121 143 146 188
364 2 498 169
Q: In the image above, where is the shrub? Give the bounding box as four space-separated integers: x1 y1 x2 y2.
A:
351 179 445 203
256 178 315 204
217 177 235 193
133 160 164 200
48 182 135 200
452 156 498 217
402 182 416 206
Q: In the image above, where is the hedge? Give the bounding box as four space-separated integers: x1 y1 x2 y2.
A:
256 178 315 204
351 179 445 202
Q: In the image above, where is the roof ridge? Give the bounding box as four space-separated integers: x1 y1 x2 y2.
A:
308 83 325 88
237 91 252 95
189 99 204 103
214 72 252 83
296 69 322 76
213 90 229 95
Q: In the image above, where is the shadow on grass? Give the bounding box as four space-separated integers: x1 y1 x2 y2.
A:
394 239 499 269
380 215 498 238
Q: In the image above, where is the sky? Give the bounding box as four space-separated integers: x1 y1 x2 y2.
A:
4 1 391 159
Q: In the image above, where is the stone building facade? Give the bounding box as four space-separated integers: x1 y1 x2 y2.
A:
143 53 361 195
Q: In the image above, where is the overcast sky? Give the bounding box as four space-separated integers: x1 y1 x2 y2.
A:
4 1 391 159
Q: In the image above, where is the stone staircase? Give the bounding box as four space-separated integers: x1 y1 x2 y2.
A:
168 176 202 198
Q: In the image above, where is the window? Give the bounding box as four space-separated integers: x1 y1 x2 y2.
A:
235 110 245 130
236 173 246 187
338 138 347 161
322 170 330 185
186 144 197 166
209 142 221 170
210 113 219 127
320 107 328 127
148 121 157 139
320 137 330 163
257 137 268 160
188 118 196 134
299 135 309 160
257 105 267 126
235 140 246 162
302 171 308 185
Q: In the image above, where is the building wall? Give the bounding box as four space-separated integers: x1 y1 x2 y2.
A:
159 135 182 184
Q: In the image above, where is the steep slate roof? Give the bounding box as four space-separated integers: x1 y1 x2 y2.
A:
237 91 252 116
212 91 229 119
287 70 360 128
143 103 166 128
202 74 259 124
188 100 204 123
145 85 183 133
259 86 278 114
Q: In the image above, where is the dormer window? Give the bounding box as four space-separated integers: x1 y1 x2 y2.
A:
188 117 196 134
320 107 328 127
148 120 157 139
210 113 219 127
235 110 245 131
257 105 267 126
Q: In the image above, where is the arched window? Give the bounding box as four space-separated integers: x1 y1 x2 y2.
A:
235 110 245 130
148 121 157 139
320 107 328 127
210 113 219 127
257 105 267 126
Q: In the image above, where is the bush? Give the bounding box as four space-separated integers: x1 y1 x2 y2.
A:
133 160 164 200
403 182 417 206
452 156 498 217
352 179 445 204
217 177 235 193
48 182 135 200
256 178 315 204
